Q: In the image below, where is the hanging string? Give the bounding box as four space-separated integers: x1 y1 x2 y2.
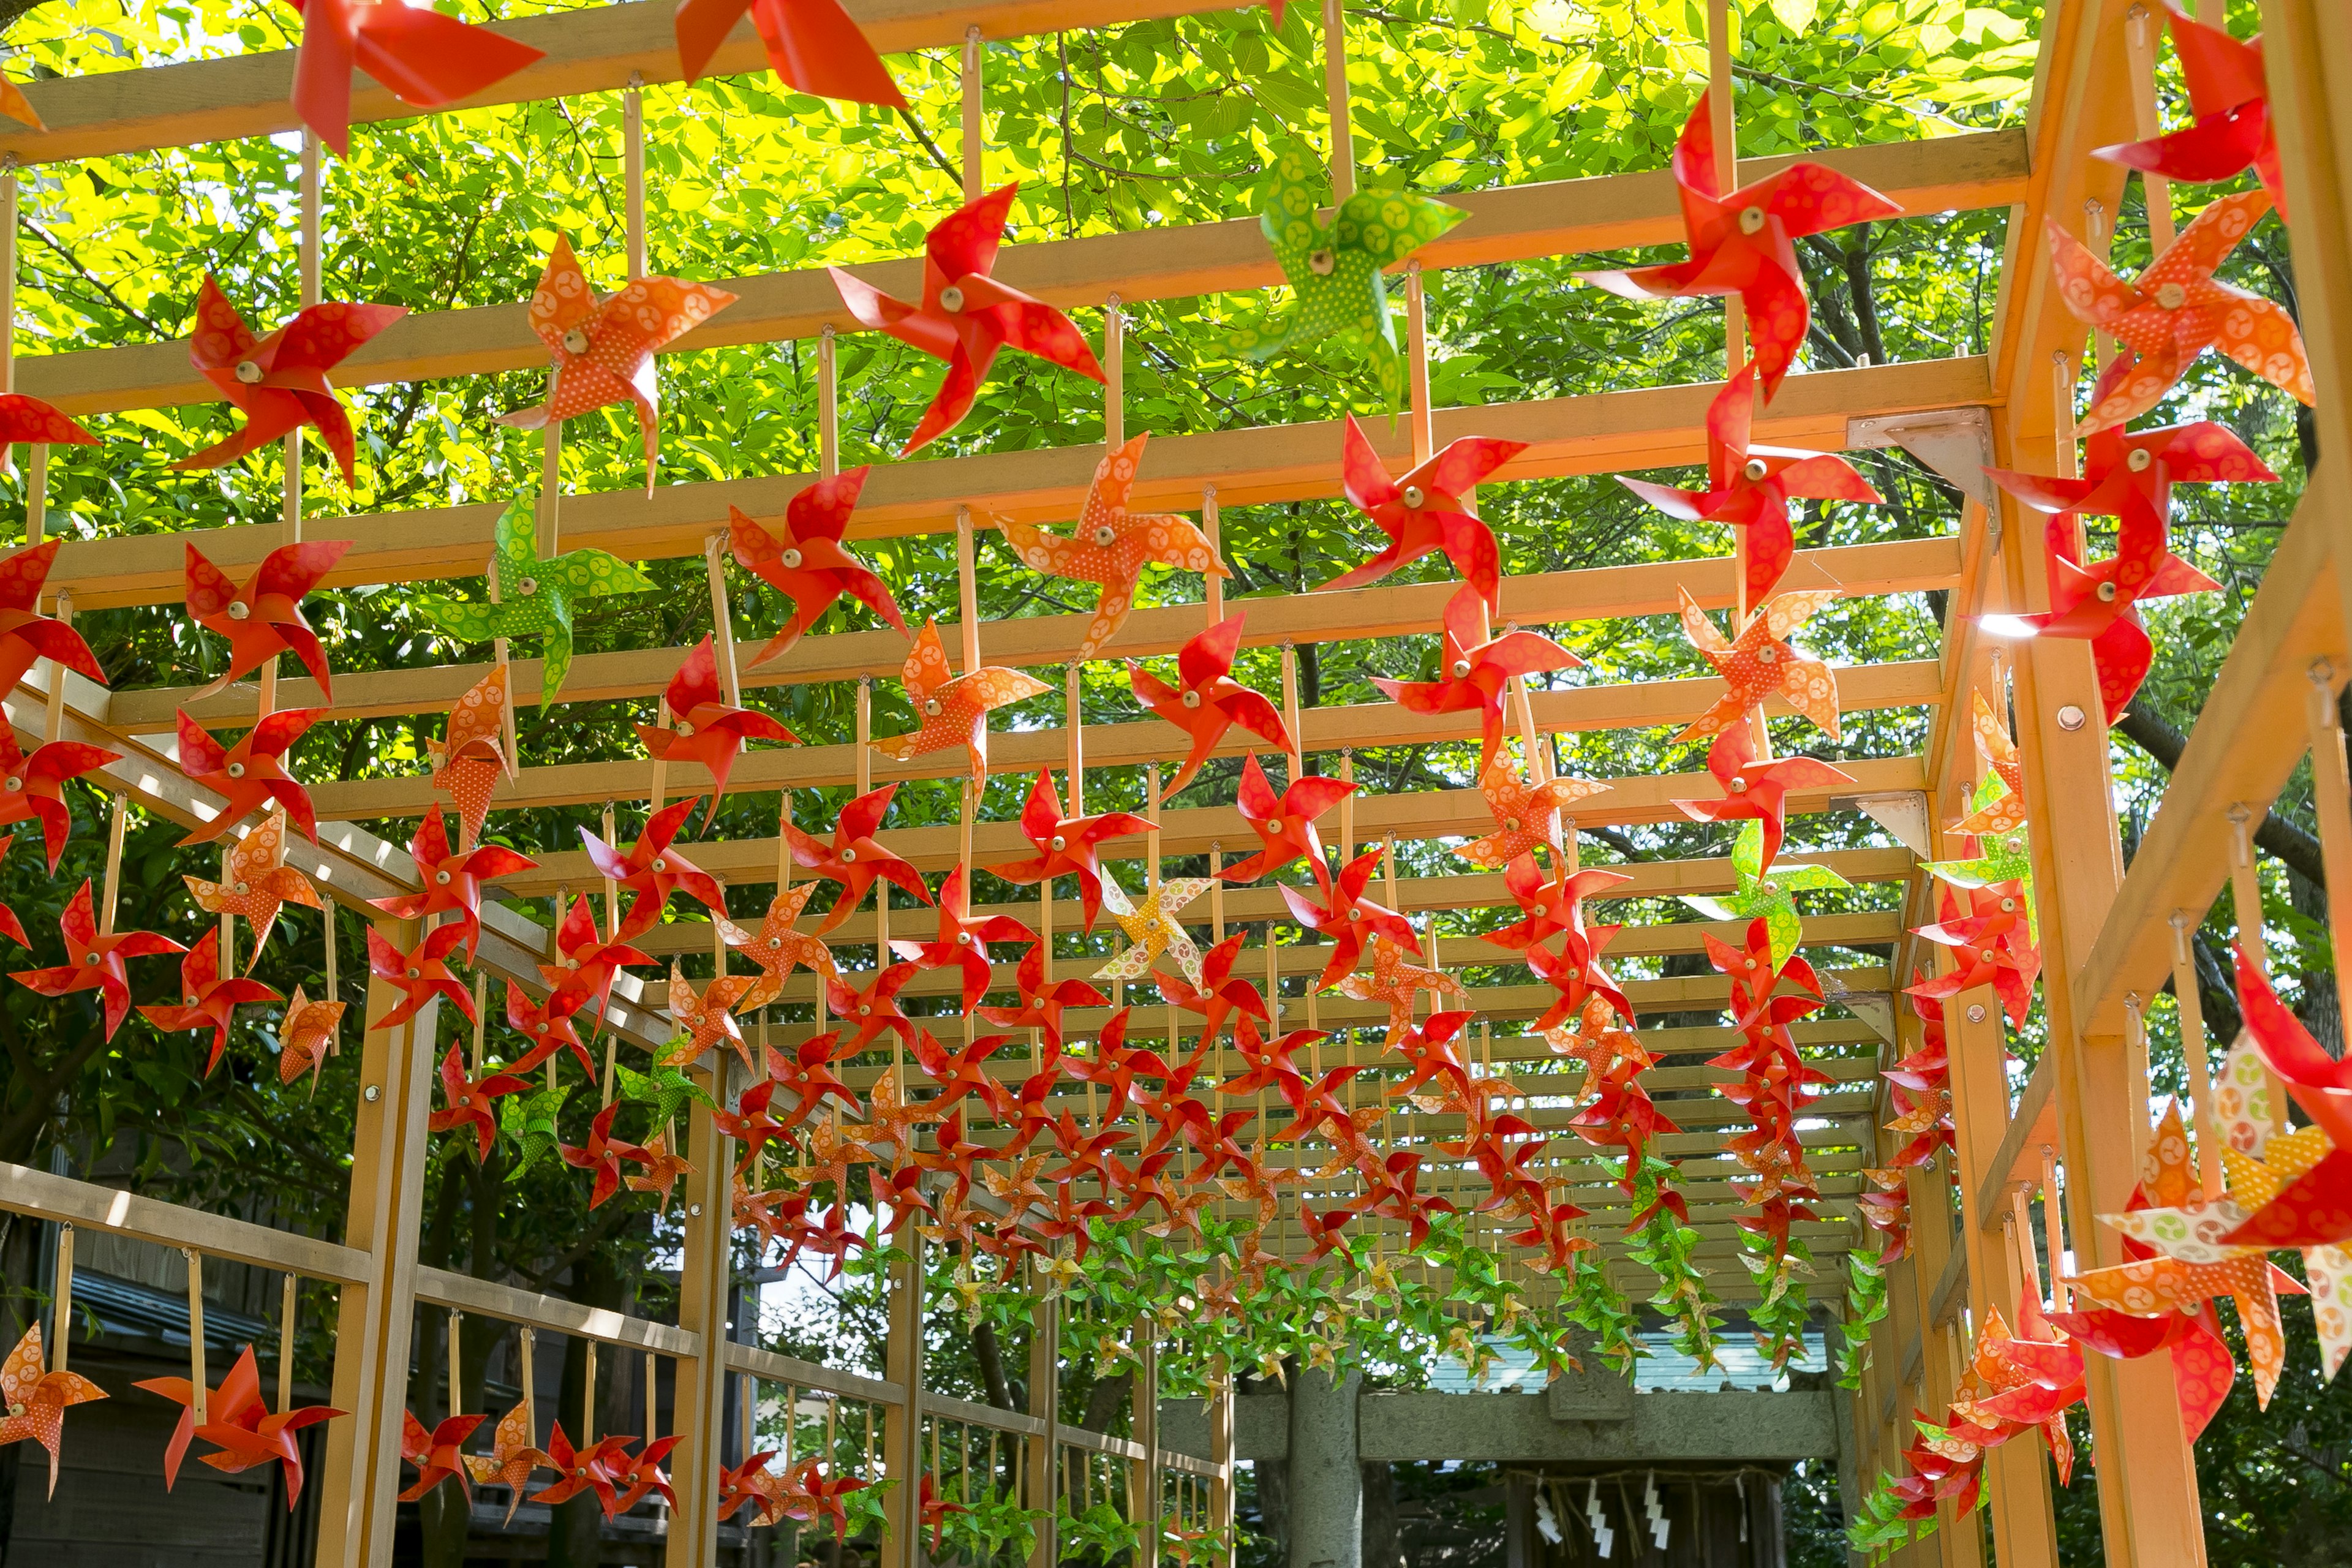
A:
520 1325 538 1442
50 1223 72 1375
185 1248 208 1423
323 901 339 1055
98 792 127 938
446 1306 462 1421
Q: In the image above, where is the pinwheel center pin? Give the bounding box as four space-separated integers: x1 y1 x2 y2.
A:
2000 897 2018 912
564 956 581 968
407 966 421 979
1049 835 1066 850
227 763 246 778
858 1004 872 1016
81 952 97 965
923 699 942 715
6 1400 20 1417
2156 282 2187 309
234 881 249 894
1505 816 1521 830
1403 484 1427 509
227 601 250 620
1451 659 1472 678
767 936 782 949
2128 448 2155 472
1182 690 1202 708
957 932 973 945
840 848 856 862
517 578 538 597
938 285 967 313
1308 249 1336 276
1738 206 1767 235
435 870 452 884
234 360 263 384
562 328 592 356
1757 647 1777 663
1729 778 1748 793
1744 958 1757 970
4 777 20 793
2097 581 2119 601
779 547 803 568
1743 458 1769 482
1348 908 1363 921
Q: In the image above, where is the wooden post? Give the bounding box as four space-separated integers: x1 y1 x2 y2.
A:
1707 0 1743 371
1404 262 1433 467
1136 1324 1160 1567
884 1230 926 1568
961 26 984 205
1322 0 1352 202
2302 663 2352 1031
1026 1268 1060 1568
669 1068 736 1568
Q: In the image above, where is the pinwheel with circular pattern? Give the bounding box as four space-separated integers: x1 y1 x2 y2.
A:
1987 418 2276 525
1453 749 1605 871
1228 148 1468 410
140 927 282 1076
719 883 842 1011
496 235 739 493
12 880 184 1041
1481 859 1632 954
1097 875 1213 987
368 805 537 960
184 538 351 700
0 398 95 475
276 985 347 1091
1373 585 1580 772
990 768 1153 932
783 782 933 937
2214 949 2352 1248
1322 412 1527 608
461 1403 551 1522
1577 91 1899 399
828 183 1106 453
870 619 1052 784
673 0 905 107
1218 753 1352 888
891 864 1035 1011
1942 690 2027 841
1905 879 2040 1030
135 1344 343 1507
366 920 476 1033
175 706 326 847
636 634 798 827
415 498 655 707
1672 724 1853 876
1280 846 1417 992
580 796 729 935
175 276 406 480
1678 817 1852 971
0 736 103 881
1334 935 1470 1046
661 963 758 1071
1618 363 1879 607
0 540 104 699
2048 190 2310 434
428 662 513 851
541 892 654 1029
1000 433 1228 661
1672 586 1841 745
1129 612 1290 801
184 810 320 963
285 0 545 156
728 472 908 666
398 1410 484 1504
0 1322 105 1499
975 943 1107 1057
2095 1 2283 217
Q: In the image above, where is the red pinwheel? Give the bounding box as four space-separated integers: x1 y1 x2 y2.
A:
1482 859 1632 952
12 881 183 1041
366 920 476 1032
428 1045 530 1159
285 0 545 155
870 620 1052 783
788 1457 873 1543
540 893 654 1028
139 927 282 1076
562 1102 649 1210
1577 89 1899 398
0 729 118 873
0 1322 106 1499
1218 753 1354 886
1907 880 2039 1028
823 963 921 1054
175 707 325 846
184 539 350 699
1218 1014 1323 1102
2047 190 2311 434
717 1450 792 1527
2096 2 2283 217
135 1345 343 1507
784 782 933 937
368 806 537 960
892 865 1035 1010
1129 613 1291 801
176 277 405 480
1280 846 1418 991
1617 363 1878 608
612 1436 682 1513
1390 1009 1475 1102
504 981 592 1077
911 1031 1012 1115
581 797 729 935
1672 725 1853 873
398 1411 484 1504
719 883 839 1010
528 1422 630 1518
1980 490 2220 723
1371 585 1579 772
829 184 1107 453
976 944 1107 1055
1323 413 1528 608
2216 951 2352 1247
990 769 1152 931
919 1472 971 1554
1987 419 2276 523
763 1030 864 1131
912 1107 992 1202
674 0 906 107
1529 921 1633 1042
1159 933 1269 1049
0 540 105 699
0 399 96 475
636 635 798 826
727 475 908 665
496 236 740 493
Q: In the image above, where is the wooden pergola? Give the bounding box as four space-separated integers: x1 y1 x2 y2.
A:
0 1 2346 1566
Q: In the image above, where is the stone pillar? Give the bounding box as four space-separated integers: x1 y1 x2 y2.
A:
1287 1367 1362 1568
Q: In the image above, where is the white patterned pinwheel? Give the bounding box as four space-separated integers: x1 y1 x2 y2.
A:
1227 148 1467 410
415 499 654 707
1095 876 1213 987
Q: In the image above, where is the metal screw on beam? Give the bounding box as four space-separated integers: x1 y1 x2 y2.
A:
2056 704 2087 731
1966 1003 1988 1023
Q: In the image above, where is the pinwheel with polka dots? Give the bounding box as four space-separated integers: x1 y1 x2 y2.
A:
1672 586 1842 745
869 619 1052 784
1129 612 1291 801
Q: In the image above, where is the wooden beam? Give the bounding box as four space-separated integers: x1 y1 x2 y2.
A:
47 357 1990 610
413 1266 701 1356
0 1160 371 1283
128 535 1962 733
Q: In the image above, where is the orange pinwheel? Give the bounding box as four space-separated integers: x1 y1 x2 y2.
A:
828 183 1106 453
175 277 405 480
184 538 351 699
625 1130 695 1205
1673 724 1853 874
0 396 96 473
276 984 346 1090
580 797 729 933
1159 932 1269 1049
12 880 184 1040
184 810 320 960
823 962 921 1054
1947 690 2027 839
0 1322 105 1498
1577 89 1899 398
1987 418 2276 524
1280 846 1418 992
504 982 592 1078
368 805 537 960
286 0 546 156
1129 612 1290 801
660 963 758 1071
140 927 282 1076
497 235 739 493
870 620 1052 783
1907 880 2040 1028
1672 587 1841 744
1220 753 1354 887
399 1409 485 1502
428 1044 530 1159
720 883 842 1009
462 1402 551 1521
785 782 933 937
892 864 1035 1011
135 1344 343 1507
0 728 119 873
1371 585 1580 772
728 472 908 665
2095 1 2283 217
528 1422 631 1518
990 769 1152 931
975 944 1106 1056
2048 190 2311 433
1323 413 1528 609
1455 750 1605 870
1334 936 1470 1046
176 707 326 846
636 635 797 827
1618 363 1878 608
366 920 476 1032
427 662 513 851
0 540 105 698
674 0 906 107
1000 433 1227 660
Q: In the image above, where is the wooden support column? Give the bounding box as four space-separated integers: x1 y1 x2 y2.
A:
670 1077 737 1568
886 1229 927 1568
1027 1280 1060 1568
313 916 437 1568
1136 1324 1160 1565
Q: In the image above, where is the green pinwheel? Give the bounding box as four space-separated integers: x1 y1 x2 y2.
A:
415 499 654 706
499 1080 571 1175
1680 818 1852 969
614 1061 715 1129
1229 148 1468 409
1926 774 2038 930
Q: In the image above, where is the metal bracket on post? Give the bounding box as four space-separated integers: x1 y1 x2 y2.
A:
1834 790 1933 857
1845 407 1996 512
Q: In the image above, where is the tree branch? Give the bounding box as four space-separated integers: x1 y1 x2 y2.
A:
2113 706 2330 889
